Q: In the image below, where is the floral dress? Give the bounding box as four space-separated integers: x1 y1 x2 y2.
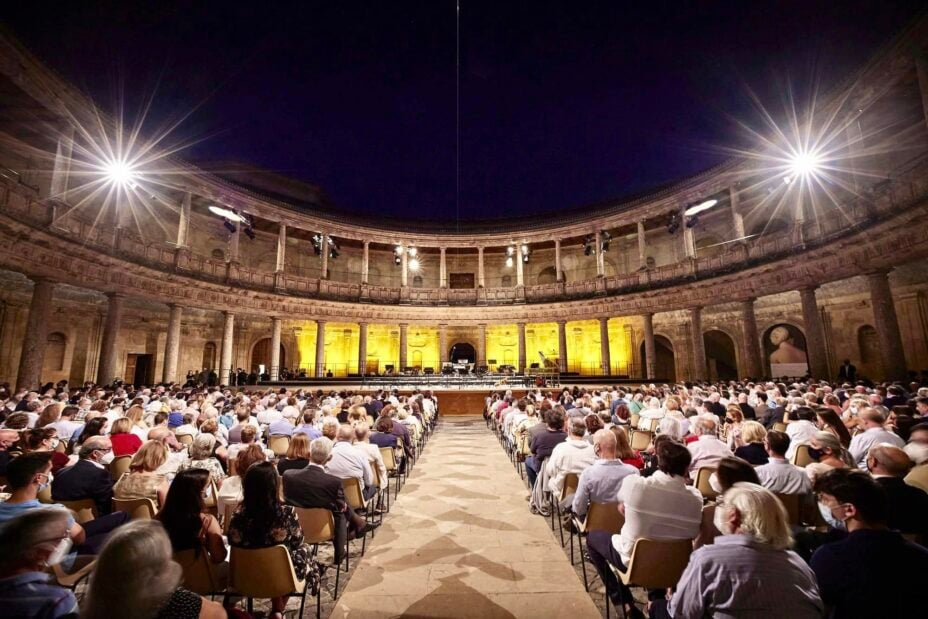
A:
227 503 311 581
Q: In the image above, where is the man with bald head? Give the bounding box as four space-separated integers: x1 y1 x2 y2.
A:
52 435 116 515
326 423 375 500
571 430 639 518
867 444 928 537
849 408 904 470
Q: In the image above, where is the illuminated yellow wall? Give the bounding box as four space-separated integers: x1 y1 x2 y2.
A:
406 326 439 371
525 322 560 368
366 324 400 373
566 319 602 375
295 323 318 373
608 318 633 375
323 323 359 376
486 324 519 369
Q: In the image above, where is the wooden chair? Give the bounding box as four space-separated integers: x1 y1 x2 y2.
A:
629 413 640 428
694 467 718 500
774 492 801 526
229 545 313 619
37 484 54 504
221 501 237 534
904 464 928 493
630 430 652 452
552 473 580 548
379 446 402 500
50 558 96 593
606 538 693 618
772 422 788 433
571 502 624 591
108 455 132 480
112 497 158 520
60 499 98 524
268 435 291 457
791 444 814 468
295 507 346 600
342 478 373 554
174 548 228 596
369 463 388 520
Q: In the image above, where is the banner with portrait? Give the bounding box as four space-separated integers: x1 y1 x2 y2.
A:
763 323 809 378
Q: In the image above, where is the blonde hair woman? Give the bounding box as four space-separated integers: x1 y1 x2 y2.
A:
724 405 744 450
81 520 226 619
125 404 150 441
110 417 143 457
733 421 768 465
113 441 170 507
804 431 855 483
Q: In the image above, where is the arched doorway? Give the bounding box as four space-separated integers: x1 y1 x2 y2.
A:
857 324 881 378
704 330 738 381
640 335 676 381
537 266 558 285
251 338 286 373
201 342 217 370
449 342 476 364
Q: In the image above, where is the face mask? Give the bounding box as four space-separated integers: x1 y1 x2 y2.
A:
807 447 824 461
49 438 60 450
37 472 53 493
818 502 846 530
202 484 213 500
46 537 72 566
100 451 115 465
713 504 730 535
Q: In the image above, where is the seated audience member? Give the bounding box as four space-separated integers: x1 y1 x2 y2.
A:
294 410 322 439
108 417 142 457
216 444 266 515
653 483 823 619
811 469 928 617
0 428 20 472
146 426 190 475
698 457 761 547
81 519 226 619
353 423 387 491
181 434 226 487
546 416 596 500
19 428 70 474
572 430 639 518
0 452 127 554
173 413 199 438
370 416 399 449
51 436 115 515
848 407 905 469
0 508 79 618
47 406 82 443
326 424 375 501
785 407 819 461
72 417 105 455
282 437 377 564
268 414 295 438
277 432 311 474
226 408 255 444
866 443 928 537
112 441 170 508
732 421 768 465
587 439 702 617
157 469 227 568
804 431 854 483
816 408 852 448
723 405 744 450
225 425 271 462
612 426 644 469
754 430 812 495
526 407 567 489
228 462 314 617
687 415 733 473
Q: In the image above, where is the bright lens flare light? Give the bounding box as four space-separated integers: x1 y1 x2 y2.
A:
789 150 823 178
102 158 138 188
408 257 420 271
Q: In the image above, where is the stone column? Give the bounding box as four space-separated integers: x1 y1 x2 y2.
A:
162 304 182 384
517 322 527 373
320 233 329 280
799 287 829 379
477 246 485 288
314 320 326 377
439 247 447 288
637 221 647 269
557 320 568 372
15 278 56 391
270 317 282 380
867 270 908 380
554 240 563 282
228 219 241 263
357 321 368 376
595 231 605 277
642 312 656 379
176 192 191 248
398 323 408 370
682 205 696 259
219 311 235 385
96 293 125 385
400 249 408 287
730 187 745 240
689 307 706 381
477 323 487 366
599 317 611 374
740 298 763 379
275 224 287 273
516 246 525 286
438 323 449 364
49 124 74 200
361 241 370 284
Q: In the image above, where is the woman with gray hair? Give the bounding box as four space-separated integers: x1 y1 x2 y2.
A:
181 433 226 487
81 520 226 619
804 431 855 483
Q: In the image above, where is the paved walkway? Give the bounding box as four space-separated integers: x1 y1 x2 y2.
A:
330 417 601 619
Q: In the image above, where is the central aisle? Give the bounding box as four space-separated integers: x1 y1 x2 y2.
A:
331 417 601 619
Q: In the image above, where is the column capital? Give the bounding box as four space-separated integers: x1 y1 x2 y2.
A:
315 319 327 326
599 316 610 324
798 285 819 294
167 302 182 310
438 323 448 329
398 322 408 329
516 321 527 328
271 315 283 323
740 297 757 304
358 321 369 327
865 268 893 279
105 291 126 300
556 319 567 326
478 322 487 329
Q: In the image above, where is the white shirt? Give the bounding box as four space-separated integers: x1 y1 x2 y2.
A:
326 441 373 491
355 441 387 488
687 435 733 473
849 426 905 469
613 471 703 564
785 420 819 461
545 438 596 496
755 458 812 494
257 408 282 425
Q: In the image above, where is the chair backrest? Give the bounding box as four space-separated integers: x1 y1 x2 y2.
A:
774 492 801 526
366 415 376 427
342 477 365 510
379 446 397 472
791 444 814 468
772 422 788 433
37 484 53 504
294 507 336 545
174 548 223 595
630 413 640 428
560 473 580 501
630 430 652 451
109 456 132 479
904 464 928 493
268 435 291 457
222 501 237 534
695 467 718 500
60 499 98 524
370 460 382 489
177 434 195 446
230 545 301 598
625 538 693 589
112 497 158 520
55 440 68 454
203 479 219 510
584 502 624 534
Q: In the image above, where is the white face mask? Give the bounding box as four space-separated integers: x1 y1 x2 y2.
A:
46 537 72 566
49 438 60 450
818 502 846 531
713 504 731 535
202 484 213 500
37 472 53 493
100 451 115 465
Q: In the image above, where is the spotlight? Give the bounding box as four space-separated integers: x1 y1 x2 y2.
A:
103 158 138 188
394 254 402 266
507 246 515 256
223 220 237 234
683 199 718 217
395 245 405 255
789 150 822 178
600 231 612 252
409 257 420 271
505 256 514 268
408 247 418 257
311 234 323 255
583 235 595 256
243 226 256 240
685 215 699 229
667 212 680 234
522 253 529 263
520 244 529 255
208 205 245 223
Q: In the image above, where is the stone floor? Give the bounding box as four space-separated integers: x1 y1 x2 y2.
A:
329 417 603 619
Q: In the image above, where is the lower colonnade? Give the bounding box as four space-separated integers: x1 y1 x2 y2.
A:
331 417 601 619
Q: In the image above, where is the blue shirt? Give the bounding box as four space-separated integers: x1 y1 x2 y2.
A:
0 500 75 529
269 419 295 437
294 424 321 439
572 459 638 516
0 572 78 619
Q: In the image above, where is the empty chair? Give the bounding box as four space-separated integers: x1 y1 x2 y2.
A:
268 435 291 457
176 433 195 446
630 430 652 452
791 444 814 468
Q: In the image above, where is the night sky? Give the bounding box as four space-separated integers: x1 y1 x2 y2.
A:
3 1 924 221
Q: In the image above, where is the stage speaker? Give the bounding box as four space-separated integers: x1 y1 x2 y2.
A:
385 365 394 372
488 359 497 365
424 367 434 375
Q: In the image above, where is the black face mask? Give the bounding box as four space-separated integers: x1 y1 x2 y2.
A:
807 447 824 461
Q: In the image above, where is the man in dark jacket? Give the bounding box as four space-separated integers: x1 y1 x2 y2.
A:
51 436 115 515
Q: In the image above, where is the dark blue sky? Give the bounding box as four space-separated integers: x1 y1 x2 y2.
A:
3 1 924 220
